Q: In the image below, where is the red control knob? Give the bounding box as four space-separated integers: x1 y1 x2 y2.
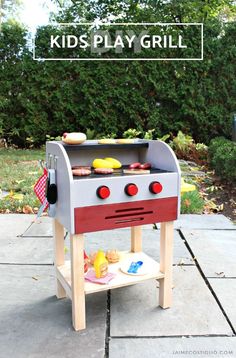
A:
97 186 110 199
149 181 163 194
125 183 138 196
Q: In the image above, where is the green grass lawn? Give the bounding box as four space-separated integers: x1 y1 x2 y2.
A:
0 148 45 213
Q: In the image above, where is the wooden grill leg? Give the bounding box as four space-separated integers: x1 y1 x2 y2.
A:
70 233 86 331
159 221 174 308
131 226 142 252
53 219 66 299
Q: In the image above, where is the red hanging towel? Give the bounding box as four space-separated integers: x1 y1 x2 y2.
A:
34 167 49 210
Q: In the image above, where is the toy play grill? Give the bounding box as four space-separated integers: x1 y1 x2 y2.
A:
46 139 181 331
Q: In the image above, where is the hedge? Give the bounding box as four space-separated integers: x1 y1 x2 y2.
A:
0 19 236 147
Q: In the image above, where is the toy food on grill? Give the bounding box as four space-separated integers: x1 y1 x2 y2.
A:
104 157 122 169
72 168 91 176
62 132 87 145
72 165 91 170
123 169 150 174
129 162 141 169
129 162 151 169
106 250 120 263
94 168 114 174
98 139 116 144
92 158 113 169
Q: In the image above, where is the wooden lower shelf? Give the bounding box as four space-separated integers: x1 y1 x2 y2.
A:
56 251 164 297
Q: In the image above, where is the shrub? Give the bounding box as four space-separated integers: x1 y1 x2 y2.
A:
170 131 208 165
181 190 204 214
208 137 236 183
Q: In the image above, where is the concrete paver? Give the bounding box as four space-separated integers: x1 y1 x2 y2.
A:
182 230 236 277
21 216 53 237
0 214 35 237
174 214 235 230
109 337 236 358
110 266 233 337
0 265 107 358
0 237 53 264
209 278 236 331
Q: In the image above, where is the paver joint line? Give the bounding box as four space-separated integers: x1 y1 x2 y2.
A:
110 334 236 339
105 290 111 358
178 229 236 336
179 229 236 231
0 262 53 266
207 277 236 279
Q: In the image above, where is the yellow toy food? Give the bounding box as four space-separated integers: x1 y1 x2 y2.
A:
104 157 122 169
92 159 113 169
98 139 116 144
116 138 135 144
94 250 108 278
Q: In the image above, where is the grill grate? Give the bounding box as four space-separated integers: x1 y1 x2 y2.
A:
72 167 171 180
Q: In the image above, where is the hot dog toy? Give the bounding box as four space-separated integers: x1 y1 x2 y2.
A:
129 162 152 169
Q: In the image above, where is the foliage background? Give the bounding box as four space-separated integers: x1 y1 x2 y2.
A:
0 0 236 147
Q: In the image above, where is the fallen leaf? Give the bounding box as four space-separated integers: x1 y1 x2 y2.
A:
29 171 38 175
32 276 38 281
23 205 34 214
184 199 191 207
15 180 25 184
215 271 225 277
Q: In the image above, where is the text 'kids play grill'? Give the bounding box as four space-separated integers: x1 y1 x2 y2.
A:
46 136 181 331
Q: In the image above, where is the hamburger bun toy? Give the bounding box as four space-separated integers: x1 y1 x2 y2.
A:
62 132 87 145
98 139 116 144
116 138 135 144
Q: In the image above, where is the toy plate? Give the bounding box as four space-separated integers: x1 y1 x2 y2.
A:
120 259 149 276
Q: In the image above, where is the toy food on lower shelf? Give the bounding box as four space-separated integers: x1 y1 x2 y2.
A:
106 250 120 263
89 251 97 265
120 258 149 276
94 250 108 278
85 270 116 284
62 132 87 145
84 251 89 273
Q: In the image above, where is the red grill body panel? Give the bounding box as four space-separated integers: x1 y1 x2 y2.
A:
74 197 178 234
